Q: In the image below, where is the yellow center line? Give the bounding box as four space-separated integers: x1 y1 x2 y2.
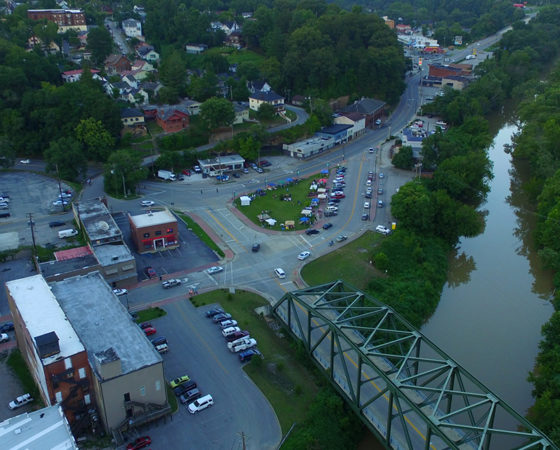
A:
205 209 247 252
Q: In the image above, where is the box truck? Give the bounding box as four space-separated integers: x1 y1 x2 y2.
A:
158 170 176 181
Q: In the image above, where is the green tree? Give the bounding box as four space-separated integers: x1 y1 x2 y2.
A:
257 103 276 121
160 51 187 98
0 137 16 168
200 97 235 130
75 118 115 161
44 137 87 181
86 27 113 65
392 145 414 170
104 150 147 197
391 181 434 235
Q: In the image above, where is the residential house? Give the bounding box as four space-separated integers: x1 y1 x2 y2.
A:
133 5 147 21
122 18 142 38
61 68 101 83
225 31 242 49
185 43 208 54
383 16 395 29
249 90 284 112
182 99 201 116
126 88 149 105
341 97 386 128
121 108 145 128
291 95 305 106
156 106 189 133
233 102 249 124
210 21 240 35
104 54 131 75
129 59 155 79
27 9 87 33
248 80 271 94
139 81 163 99
334 112 366 139
136 43 159 63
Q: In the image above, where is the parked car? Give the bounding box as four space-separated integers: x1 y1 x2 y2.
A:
252 243 260 252
232 172 240 178
174 380 197 396
305 229 320 235
227 336 255 350
143 327 156 336
0 322 14 333
140 322 152 330
216 174 229 181
113 288 128 296
0 333 9 343
207 266 224 275
187 394 214 414
335 235 348 242
225 330 250 342
48 221 65 228
126 436 151 450
212 313 232 323
221 326 241 337
297 251 311 261
150 336 166 346
205 308 224 318
361 213 369 221
364 202 370 209
169 375 190 389
8 393 33 410
379 172 384 178
162 279 181 289
144 267 156 278
239 349 258 362
180 388 201 404
377 200 384 208
182 169 191 176
52 199 69 206
229 338 257 353
140 200 155 207
377 188 383 195
193 165 202 173
19 159 30 164
219 319 238 329
375 225 391 235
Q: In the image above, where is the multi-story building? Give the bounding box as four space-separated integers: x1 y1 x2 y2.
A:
128 209 179 254
27 9 87 32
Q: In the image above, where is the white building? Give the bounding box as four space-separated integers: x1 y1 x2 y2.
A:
122 18 142 38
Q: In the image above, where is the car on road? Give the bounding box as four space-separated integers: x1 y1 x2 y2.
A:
162 279 181 289
225 330 250 342
305 229 320 235
375 225 391 235
143 327 156 336
252 243 260 252
379 172 384 178
205 308 224 318
219 319 238 329
274 268 286 279
297 251 311 261
0 333 9 343
140 200 155 207
0 322 14 333
212 313 232 323
169 375 191 389
126 436 152 450
207 266 224 275
144 266 157 278
369 147 375 153
49 221 65 228
377 200 384 208
180 388 201 404
188 394 214 414
365 192 372 199
113 288 128 296
8 393 33 410
20 159 30 164
364 202 370 209
323 223 333 230
377 188 383 195
335 235 348 242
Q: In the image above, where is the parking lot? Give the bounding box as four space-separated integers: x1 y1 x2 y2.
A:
128 300 280 450
112 211 219 280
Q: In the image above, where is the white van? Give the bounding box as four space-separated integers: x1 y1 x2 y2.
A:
221 326 241 337
58 229 78 239
188 394 213 414
274 268 286 279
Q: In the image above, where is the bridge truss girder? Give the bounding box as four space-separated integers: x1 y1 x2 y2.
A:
272 280 556 450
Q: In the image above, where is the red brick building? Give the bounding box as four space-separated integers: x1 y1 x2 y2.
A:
128 209 179 253
428 63 472 78
104 54 132 76
156 107 189 133
27 9 87 32
6 275 95 430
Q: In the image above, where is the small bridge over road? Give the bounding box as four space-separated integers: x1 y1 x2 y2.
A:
272 280 556 450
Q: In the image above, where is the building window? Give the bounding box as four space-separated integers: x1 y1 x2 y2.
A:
55 391 62 402
84 394 91 405
64 358 72 370
78 368 86 379
139 386 146 396
155 380 161 391
155 230 161 236
143 232 150 238
167 228 173 233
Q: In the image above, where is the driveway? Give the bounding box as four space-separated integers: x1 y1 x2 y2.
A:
127 301 281 450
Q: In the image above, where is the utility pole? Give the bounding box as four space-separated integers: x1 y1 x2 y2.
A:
28 213 36 254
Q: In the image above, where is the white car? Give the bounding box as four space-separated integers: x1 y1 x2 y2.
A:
140 200 155 207
112 288 128 296
19 159 30 164
364 202 370 209
229 338 257 353
52 199 69 206
297 251 311 261
376 225 391 235
0 333 9 343
9 393 33 410
207 266 224 275
188 394 213 414
219 319 238 329
227 337 254 350
274 268 286 279
221 326 241 337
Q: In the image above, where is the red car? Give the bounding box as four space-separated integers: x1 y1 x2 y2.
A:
331 193 345 199
127 436 151 450
182 169 191 176
143 327 157 336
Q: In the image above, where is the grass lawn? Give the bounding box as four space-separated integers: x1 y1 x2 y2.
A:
190 289 319 432
234 172 330 231
7 350 44 408
135 306 167 323
146 121 163 134
175 211 225 257
284 110 297 121
301 230 383 290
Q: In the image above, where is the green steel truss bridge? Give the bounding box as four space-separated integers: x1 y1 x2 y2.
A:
272 280 557 450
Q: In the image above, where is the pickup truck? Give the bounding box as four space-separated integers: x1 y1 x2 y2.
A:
229 338 257 353
162 279 181 289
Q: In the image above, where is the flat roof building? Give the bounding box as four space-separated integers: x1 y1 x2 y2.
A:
283 136 335 159
73 199 122 246
0 405 78 450
197 154 245 175
50 272 169 432
27 9 87 32
128 209 179 254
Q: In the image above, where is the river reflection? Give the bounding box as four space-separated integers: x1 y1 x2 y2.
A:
421 123 554 421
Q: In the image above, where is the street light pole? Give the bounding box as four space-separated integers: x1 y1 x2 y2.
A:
121 171 127 198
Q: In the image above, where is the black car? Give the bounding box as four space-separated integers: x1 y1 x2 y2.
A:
150 336 167 346
180 388 202 404
49 221 65 228
252 243 260 252
212 313 232 323
205 308 225 318
324 211 337 217
0 322 14 333
173 380 197 397
361 213 369 221
329 198 341 203
305 229 320 235
323 223 333 230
